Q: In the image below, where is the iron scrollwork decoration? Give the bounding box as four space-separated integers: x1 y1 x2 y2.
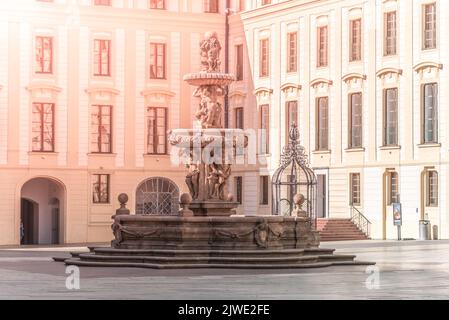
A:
272 123 318 228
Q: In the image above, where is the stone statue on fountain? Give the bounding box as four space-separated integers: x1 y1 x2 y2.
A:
200 31 222 73
194 85 223 129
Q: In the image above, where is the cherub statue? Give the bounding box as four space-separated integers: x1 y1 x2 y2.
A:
200 31 222 72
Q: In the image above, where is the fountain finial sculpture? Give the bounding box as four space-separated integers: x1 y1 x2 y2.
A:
169 31 241 216
200 31 222 72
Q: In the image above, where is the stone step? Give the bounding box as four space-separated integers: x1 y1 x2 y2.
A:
54 246 373 269
321 230 367 235
62 258 339 269
321 237 368 241
317 218 370 241
77 253 322 265
91 247 336 258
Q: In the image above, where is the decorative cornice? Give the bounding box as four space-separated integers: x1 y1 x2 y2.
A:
376 68 403 78
342 73 366 83
229 90 247 98
140 88 176 98
253 87 273 95
310 78 333 88
85 86 120 95
413 62 443 73
26 84 62 93
280 83 302 92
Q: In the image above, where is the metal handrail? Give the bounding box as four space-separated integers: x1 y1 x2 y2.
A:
351 206 372 238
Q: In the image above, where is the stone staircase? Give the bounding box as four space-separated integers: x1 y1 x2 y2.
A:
317 219 370 242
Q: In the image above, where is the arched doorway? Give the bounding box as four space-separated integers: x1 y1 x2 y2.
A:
20 178 65 245
136 177 180 215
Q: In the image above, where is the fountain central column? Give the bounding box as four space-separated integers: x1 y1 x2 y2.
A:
169 31 241 217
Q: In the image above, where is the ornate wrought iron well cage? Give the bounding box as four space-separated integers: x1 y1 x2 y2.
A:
272 123 317 228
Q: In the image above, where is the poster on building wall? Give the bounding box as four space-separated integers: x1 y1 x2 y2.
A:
393 203 402 226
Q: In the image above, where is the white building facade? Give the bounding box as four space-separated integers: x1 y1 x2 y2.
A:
234 0 449 240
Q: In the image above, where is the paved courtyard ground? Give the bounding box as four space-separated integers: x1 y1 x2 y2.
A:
0 240 449 300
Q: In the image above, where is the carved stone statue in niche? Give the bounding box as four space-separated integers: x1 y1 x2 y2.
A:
200 31 222 72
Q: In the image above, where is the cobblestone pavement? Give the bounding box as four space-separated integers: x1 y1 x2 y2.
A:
1 240 449 300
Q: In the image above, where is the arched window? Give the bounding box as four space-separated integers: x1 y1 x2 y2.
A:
135 177 179 215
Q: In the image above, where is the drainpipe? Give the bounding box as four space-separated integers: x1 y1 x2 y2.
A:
224 0 231 128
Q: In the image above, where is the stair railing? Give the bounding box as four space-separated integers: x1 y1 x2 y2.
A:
350 206 371 238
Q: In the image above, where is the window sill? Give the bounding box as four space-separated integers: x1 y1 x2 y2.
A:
88 153 117 157
380 145 401 151
345 147 365 153
417 143 441 149
28 151 58 155
312 150 331 155
143 154 169 158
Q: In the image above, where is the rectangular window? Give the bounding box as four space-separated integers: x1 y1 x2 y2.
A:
204 0 219 13
259 38 269 77
93 39 111 76
150 0 165 9
260 176 269 205
147 107 167 155
91 105 112 153
286 101 298 143
349 19 362 61
35 36 53 74
384 88 398 146
261 0 271 5
427 171 438 207
317 26 328 67
350 173 361 206
32 103 54 152
235 44 244 81
92 174 110 204
349 93 363 149
388 172 399 205
384 11 397 56
235 176 243 205
150 43 166 79
316 97 329 151
235 107 244 129
423 83 438 144
423 3 436 50
287 32 298 73
260 104 269 154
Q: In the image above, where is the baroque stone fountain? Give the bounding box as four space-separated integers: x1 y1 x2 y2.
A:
55 32 373 269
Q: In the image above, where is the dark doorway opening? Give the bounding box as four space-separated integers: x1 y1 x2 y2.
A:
20 199 38 245
317 174 327 219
